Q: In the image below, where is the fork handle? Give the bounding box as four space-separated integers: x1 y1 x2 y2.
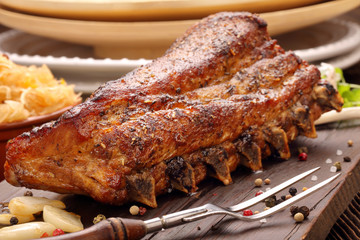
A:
45 217 147 240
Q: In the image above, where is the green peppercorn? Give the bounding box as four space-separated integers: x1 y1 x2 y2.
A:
334 161 341 171
298 146 308 154
93 214 106 224
265 196 276 208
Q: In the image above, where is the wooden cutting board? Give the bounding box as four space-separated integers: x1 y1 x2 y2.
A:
0 122 359 239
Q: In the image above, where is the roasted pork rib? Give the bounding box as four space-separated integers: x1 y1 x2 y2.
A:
4 12 343 207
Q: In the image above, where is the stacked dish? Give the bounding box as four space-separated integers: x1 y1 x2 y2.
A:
0 0 359 94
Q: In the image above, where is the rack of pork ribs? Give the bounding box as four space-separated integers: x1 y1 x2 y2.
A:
4 12 343 207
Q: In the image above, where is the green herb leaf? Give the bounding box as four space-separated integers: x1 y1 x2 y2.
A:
320 65 360 108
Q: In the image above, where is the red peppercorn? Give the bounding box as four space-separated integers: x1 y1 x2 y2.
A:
298 152 307 161
139 207 147 216
243 209 253 216
40 232 49 238
255 190 263 196
52 229 65 236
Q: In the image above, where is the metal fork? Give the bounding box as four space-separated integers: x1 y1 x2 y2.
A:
50 167 340 240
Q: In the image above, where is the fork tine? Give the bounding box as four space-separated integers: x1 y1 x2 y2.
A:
145 167 333 232
246 173 341 221
227 166 321 211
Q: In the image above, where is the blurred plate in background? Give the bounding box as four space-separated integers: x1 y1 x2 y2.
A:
1 18 360 94
0 0 324 21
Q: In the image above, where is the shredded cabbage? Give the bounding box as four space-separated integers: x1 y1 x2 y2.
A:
0 54 81 124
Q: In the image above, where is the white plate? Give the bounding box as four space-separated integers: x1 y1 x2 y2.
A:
316 107 360 125
277 19 360 62
1 19 360 94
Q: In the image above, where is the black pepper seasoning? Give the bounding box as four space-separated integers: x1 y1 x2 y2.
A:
290 206 299 216
289 187 297 196
299 206 310 218
23 190 33 196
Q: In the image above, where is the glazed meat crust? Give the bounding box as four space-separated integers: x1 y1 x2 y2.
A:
4 12 343 207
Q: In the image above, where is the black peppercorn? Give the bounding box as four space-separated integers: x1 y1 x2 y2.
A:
281 195 286 201
289 187 297 196
343 156 351 162
24 190 33 196
9 216 18 225
299 206 310 218
290 206 299 216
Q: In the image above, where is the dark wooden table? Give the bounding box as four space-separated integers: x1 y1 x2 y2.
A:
0 122 359 239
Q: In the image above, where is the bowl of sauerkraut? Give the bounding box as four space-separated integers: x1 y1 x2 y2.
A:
0 54 81 180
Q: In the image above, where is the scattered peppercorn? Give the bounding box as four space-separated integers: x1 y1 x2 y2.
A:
40 232 49 238
285 194 292 200
93 214 106 224
243 209 253 216
347 139 353 147
264 207 270 211
52 229 65 236
294 212 304 222
23 191 33 196
139 206 147 216
254 210 260 214
298 146 308 154
197 226 201 230
302 187 308 191
298 152 307 161
129 205 140 215
255 190 263 197
298 206 310 218
254 178 263 187
9 216 18 225
333 161 341 171
275 198 284 205
281 195 286 201
343 156 351 162
289 187 297 196
290 206 299 216
264 178 271 185
265 196 276 208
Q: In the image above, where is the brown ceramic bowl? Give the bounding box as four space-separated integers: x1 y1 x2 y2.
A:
0 106 74 181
